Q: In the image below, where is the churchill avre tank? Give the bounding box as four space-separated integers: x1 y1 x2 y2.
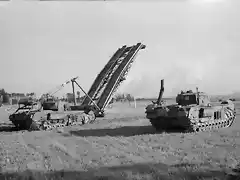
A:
9 97 95 131
145 79 236 132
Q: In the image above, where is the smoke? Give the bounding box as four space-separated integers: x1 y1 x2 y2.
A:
119 54 217 98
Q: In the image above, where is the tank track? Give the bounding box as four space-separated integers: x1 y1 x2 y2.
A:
188 116 235 133
150 109 236 133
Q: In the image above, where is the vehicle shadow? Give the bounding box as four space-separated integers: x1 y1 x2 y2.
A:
0 122 18 132
67 125 190 137
0 162 228 180
0 123 16 132
226 162 240 180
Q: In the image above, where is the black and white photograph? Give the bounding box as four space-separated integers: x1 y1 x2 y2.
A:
0 0 240 179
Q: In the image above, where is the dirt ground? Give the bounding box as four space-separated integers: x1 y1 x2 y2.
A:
0 101 240 180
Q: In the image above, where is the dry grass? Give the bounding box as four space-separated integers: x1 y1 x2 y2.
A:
0 101 240 180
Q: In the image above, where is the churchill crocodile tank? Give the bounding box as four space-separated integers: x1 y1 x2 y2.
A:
145 79 236 132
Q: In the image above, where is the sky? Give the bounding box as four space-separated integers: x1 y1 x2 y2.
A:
0 0 240 98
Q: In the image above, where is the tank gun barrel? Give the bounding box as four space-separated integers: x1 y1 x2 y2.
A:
156 79 164 105
196 87 199 105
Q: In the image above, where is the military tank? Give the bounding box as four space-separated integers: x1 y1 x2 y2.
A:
145 79 236 132
9 97 95 131
41 95 59 111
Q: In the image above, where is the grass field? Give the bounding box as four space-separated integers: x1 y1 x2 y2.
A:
0 100 240 180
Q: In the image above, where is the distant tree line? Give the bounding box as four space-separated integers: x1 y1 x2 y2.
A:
0 88 37 105
114 93 135 102
26 92 35 97
62 91 86 103
62 92 135 105
218 98 236 102
0 89 10 104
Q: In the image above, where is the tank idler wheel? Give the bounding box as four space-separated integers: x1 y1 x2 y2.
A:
191 125 199 132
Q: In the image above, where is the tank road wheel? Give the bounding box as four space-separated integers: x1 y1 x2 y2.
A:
65 115 71 126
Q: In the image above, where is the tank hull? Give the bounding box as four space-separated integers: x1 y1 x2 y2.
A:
42 102 58 111
9 110 96 131
146 102 236 132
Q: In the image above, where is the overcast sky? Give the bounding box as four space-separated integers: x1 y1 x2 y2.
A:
0 0 240 98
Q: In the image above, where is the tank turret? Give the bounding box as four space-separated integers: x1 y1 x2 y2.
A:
176 90 210 107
